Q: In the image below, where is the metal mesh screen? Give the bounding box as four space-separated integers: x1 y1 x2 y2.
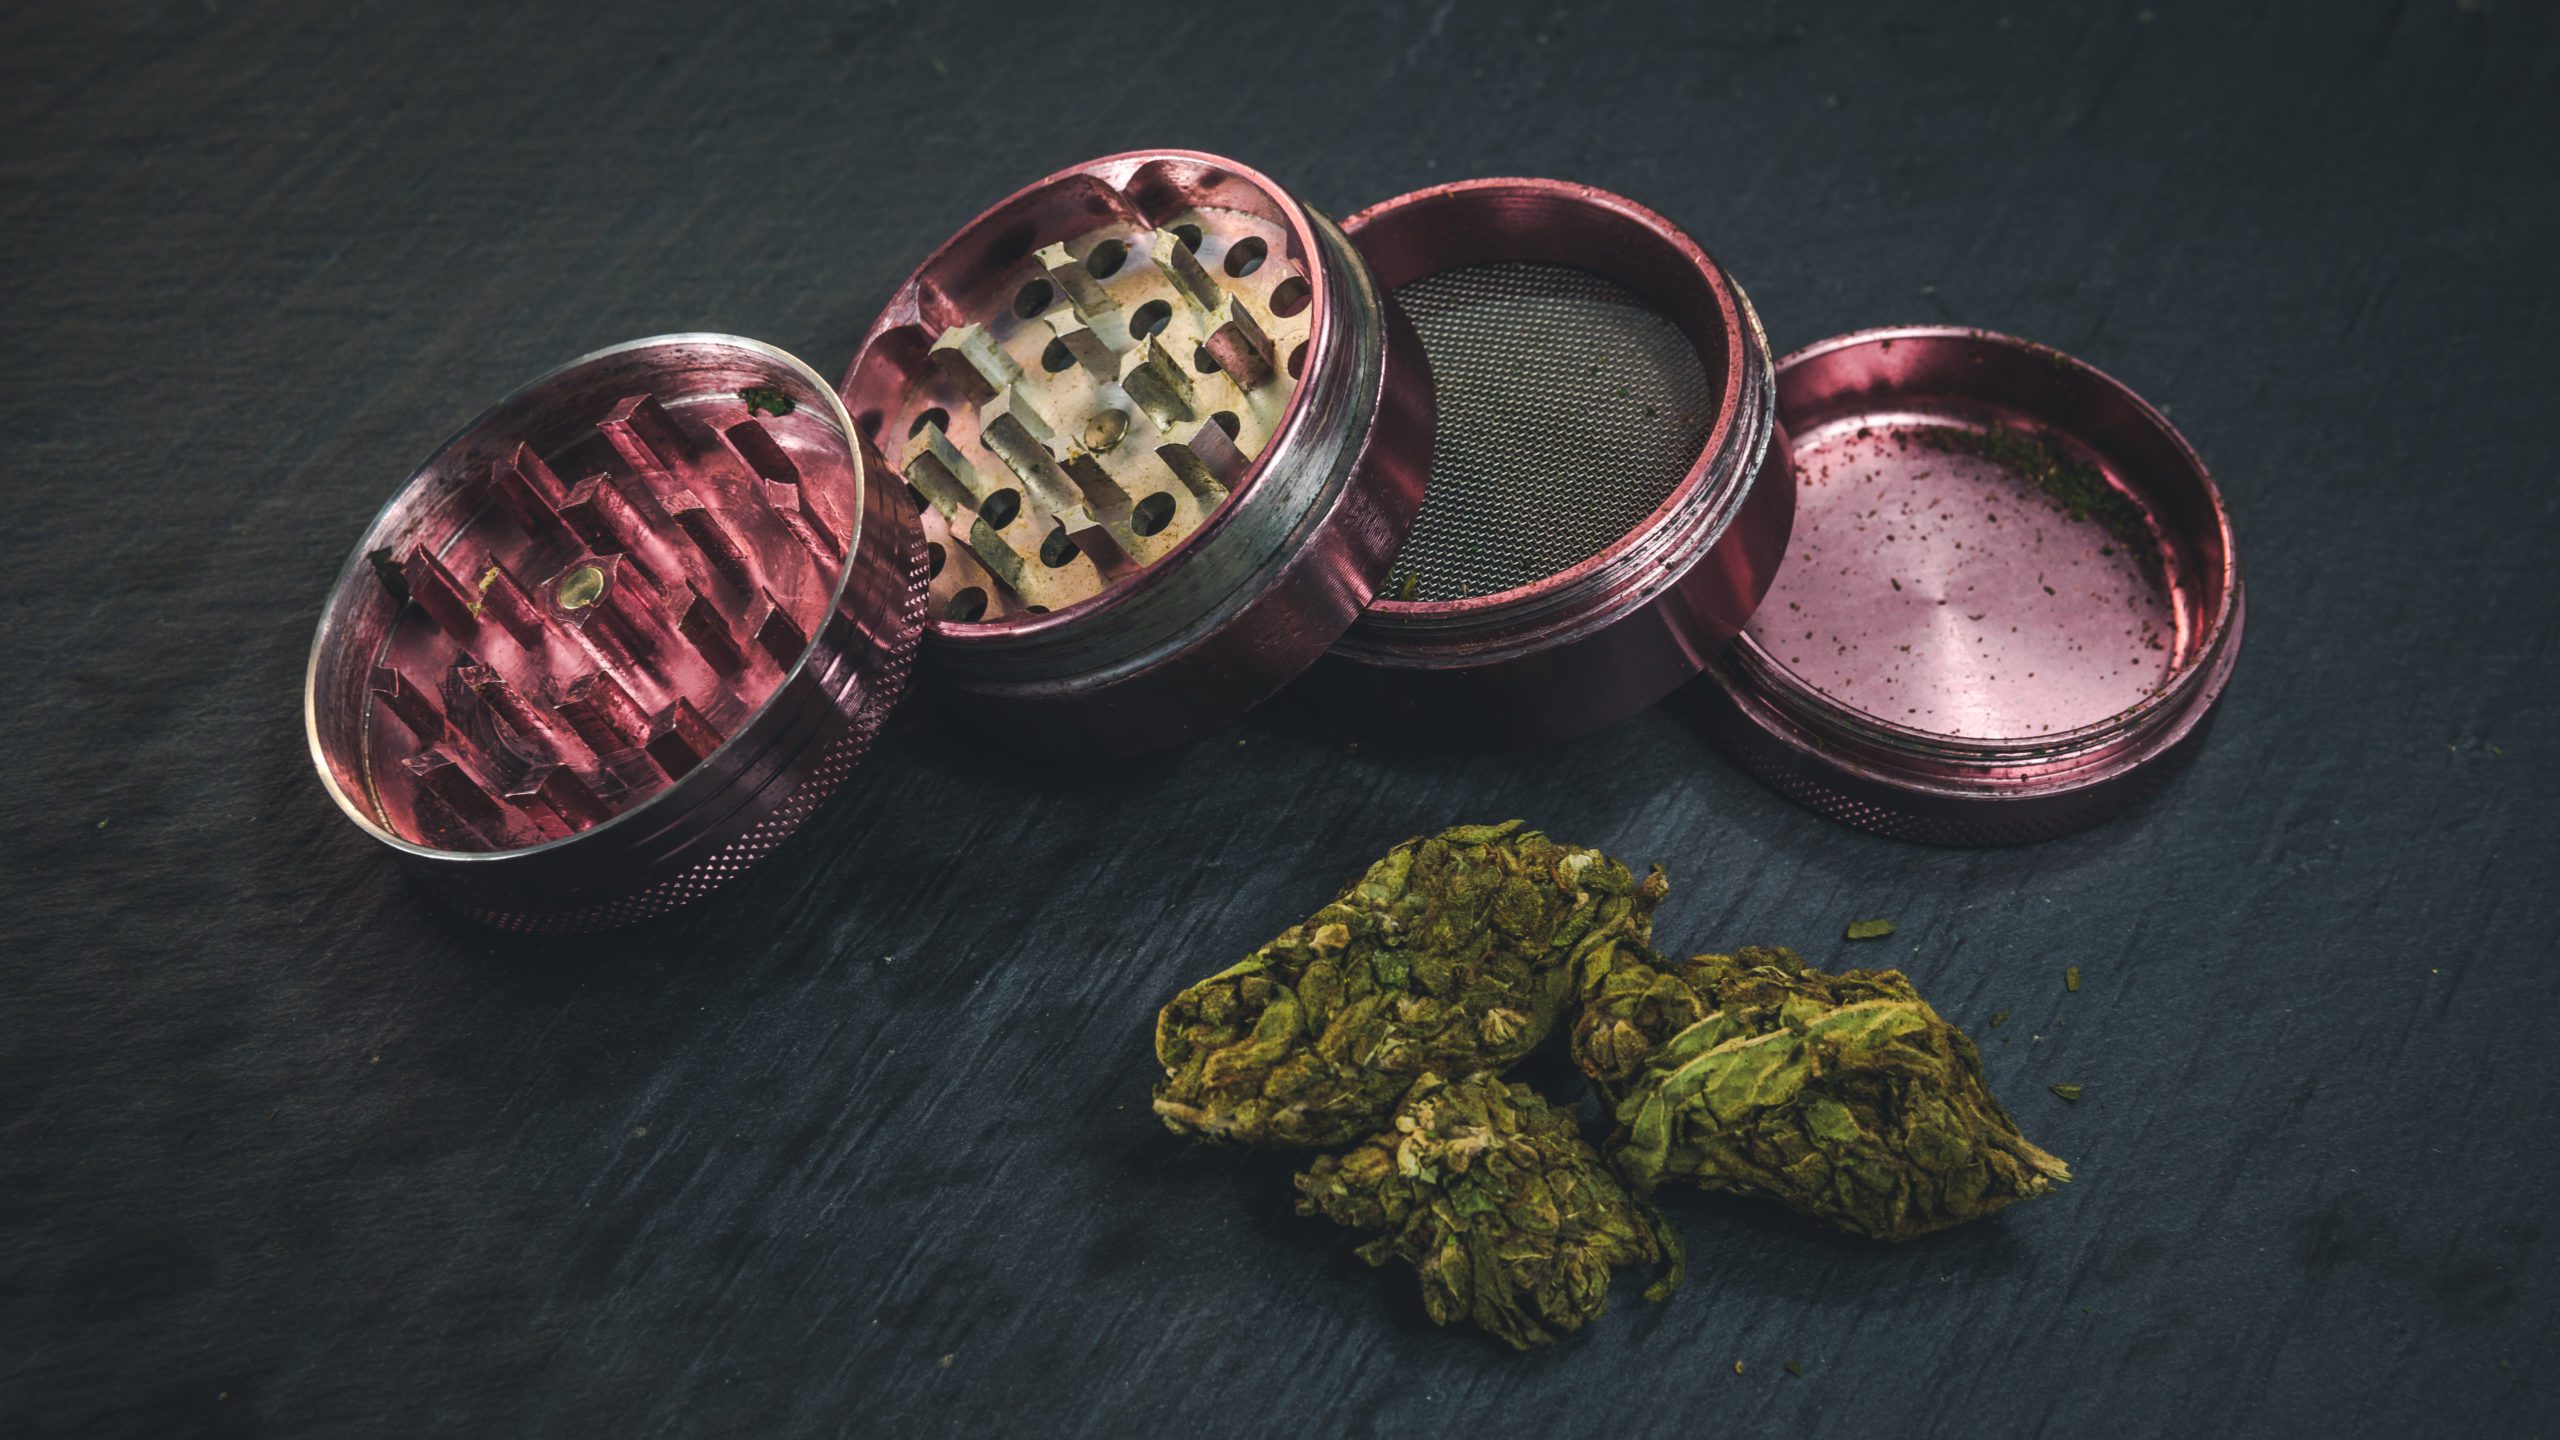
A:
1388 262 1716 602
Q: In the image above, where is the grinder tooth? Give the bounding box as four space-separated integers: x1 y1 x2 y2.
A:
365 547 410 603
721 416 801 487
960 512 1032 590
979 389 1087 518
509 763 608 832
1150 229 1221 315
1204 296 1277 391
644 697 724 779
903 422 991 519
764 480 843 567
672 580 747 677
401 750 506 841
560 475 668 588
930 323 1025 403
1119 337 1198 427
470 554 548 646
490 447 572 539
1042 313 1119 379
1036 241 1118 320
906 419 1041 583
1060 450 1133 512
458 664 567 758
401 545 487 641
1153 440 1233 506
1189 414 1254 478
752 590 810 667
599 394 692 476
555 669 654 760
1064 513 1141 581
369 665 446 743
664 489 757 590
507 442 571 504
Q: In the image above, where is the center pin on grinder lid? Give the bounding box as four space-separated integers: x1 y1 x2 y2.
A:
1306 178 1795 748
840 151 1432 755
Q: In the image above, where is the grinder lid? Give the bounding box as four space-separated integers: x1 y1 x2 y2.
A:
305 335 927 932
1685 326 2246 844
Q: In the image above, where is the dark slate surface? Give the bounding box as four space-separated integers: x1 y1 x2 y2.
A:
4 1 2555 1435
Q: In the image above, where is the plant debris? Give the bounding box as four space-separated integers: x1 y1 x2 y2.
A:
1294 1071 1680 1350
737 384 795 417
1914 424 2159 577
1845 918 1896 941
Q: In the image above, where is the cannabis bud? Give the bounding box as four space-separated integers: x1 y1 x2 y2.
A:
1578 948 2070 1242
1153 821 1664 1149
1567 934 1721 1104
1294 1071 1682 1349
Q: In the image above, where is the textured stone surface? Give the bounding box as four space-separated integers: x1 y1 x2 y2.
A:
2 1 2554 1434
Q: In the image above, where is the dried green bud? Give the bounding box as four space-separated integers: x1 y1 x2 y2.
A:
1154 821 1664 1149
1570 942 1799 1106
1294 1071 1682 1350
1579 948 2070 1242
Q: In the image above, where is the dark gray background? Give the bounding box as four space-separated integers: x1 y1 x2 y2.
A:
5 1 2555 1435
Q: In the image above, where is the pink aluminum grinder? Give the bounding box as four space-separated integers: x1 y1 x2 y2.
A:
1686 326 2245 844
305 337 925 931
307 159 2243 935
1308 178 1795 748
839 151 1431 755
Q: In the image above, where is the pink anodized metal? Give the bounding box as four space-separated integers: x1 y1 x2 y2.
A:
1310 178 1793 748
840 151 1430 757
1687 326 2245 844
306 335 926 931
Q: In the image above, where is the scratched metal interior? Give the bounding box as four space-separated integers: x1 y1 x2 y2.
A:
1387 263 1715 602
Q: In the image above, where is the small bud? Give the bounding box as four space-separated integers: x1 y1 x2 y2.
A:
1152 822 1662 1149
1574 948 2071 1242
1293 1072 1681 1350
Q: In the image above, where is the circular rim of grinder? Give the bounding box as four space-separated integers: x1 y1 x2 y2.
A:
839 150 1432 757
1686 325 2246 845
1311 176 1793 750
304 334 926 931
